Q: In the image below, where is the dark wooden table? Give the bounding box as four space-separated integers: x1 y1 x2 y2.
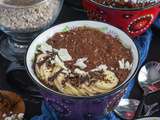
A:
0 3 160 119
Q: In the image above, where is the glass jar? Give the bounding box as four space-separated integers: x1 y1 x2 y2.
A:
0 0 63 61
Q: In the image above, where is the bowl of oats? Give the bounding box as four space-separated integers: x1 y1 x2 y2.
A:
82 0 160 37
26 20 139 120
0 0 63 62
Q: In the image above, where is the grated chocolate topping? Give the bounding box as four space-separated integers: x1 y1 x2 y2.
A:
94 0 156 8
47 27 132 83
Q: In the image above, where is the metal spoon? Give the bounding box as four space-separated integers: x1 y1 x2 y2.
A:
138 61 160 95
136 61 160 117
115 61 160 119
114 99 140 120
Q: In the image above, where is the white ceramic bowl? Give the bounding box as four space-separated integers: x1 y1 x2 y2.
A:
26 20 139 96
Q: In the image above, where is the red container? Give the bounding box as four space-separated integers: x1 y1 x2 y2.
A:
82 0 160 37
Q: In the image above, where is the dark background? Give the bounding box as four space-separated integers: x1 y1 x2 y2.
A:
0 2 160 119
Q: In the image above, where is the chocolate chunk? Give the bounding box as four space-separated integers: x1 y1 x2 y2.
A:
36 55 50 67
79 75 90 84
89 71 104 80
48 69 63 81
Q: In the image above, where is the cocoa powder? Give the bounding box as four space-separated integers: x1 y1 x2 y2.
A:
47 27 132 83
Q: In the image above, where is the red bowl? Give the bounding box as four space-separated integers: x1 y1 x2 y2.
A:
82 0 160 37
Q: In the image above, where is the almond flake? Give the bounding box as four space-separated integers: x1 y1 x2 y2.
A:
58 48 72 62
38 43 53 53
118 58 125 69
53 48 59 53
125 61 130 70
119 59 132 70
50 60 55 64
74 68 88 76
62 69 71 75
125 61 132 70
129 63 132 70
91 64 108 72
55 55 67 70
74 57 88 69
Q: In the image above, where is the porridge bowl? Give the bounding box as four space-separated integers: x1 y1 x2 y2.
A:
82 0 160 37
26 21 139 120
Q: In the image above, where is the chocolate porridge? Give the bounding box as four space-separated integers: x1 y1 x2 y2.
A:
34 27 132 96
94 0 157 8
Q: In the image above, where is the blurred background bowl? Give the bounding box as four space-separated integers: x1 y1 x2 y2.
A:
82 0 160 37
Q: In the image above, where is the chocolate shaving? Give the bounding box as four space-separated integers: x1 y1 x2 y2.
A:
48 69 63 81
88 79 97 86
63 73 90 87
79 75 90 84
46 59 55 68
36 52 56 68
89 71 104 80
66 74 80 87
36 55 50 67
47 27 132 83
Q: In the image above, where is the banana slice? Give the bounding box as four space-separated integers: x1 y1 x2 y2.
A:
77 88 89 96
54 73 65 92
63 83 80 96
35 53 63 88
35 54 48 80
94 70 119 91
79 70 119 95
35 54 51 80
81 84 97 95
90 85 108 93
35 53 119 96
